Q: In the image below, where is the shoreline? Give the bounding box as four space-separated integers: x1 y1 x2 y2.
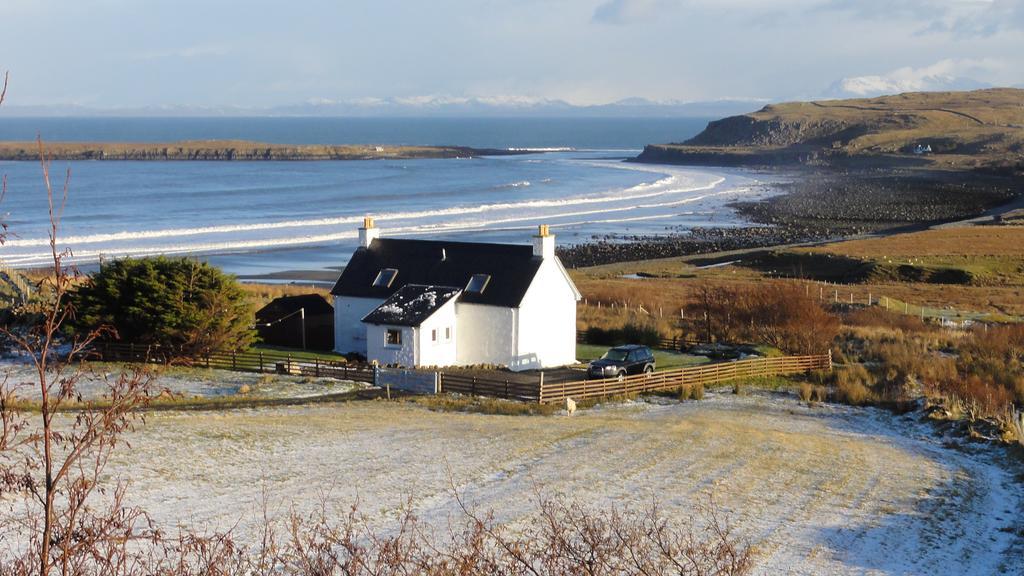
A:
0 140 530 161
556 167 1024 269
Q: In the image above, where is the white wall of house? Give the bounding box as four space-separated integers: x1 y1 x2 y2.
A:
455 303 517 367
415 299 458 367
366 324 416 366
513 259 580 370
333 296 382 355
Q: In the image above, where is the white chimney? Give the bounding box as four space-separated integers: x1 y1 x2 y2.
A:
358 216 380 248
532 224 555 259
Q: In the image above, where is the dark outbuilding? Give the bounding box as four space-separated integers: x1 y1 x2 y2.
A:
255 294 334 351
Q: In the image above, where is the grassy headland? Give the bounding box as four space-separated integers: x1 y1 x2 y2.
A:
0 140 523 161
635 88 1024 174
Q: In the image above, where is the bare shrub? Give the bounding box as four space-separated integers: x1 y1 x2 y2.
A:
689 283 839 353
798 382 813 402
1005 409 1024 447
0 139 156 575
224 493 754 576
843 306 930 333
835 379 871 406
813 385 827 403
833 364 874 405
746 284 841 355
691 381 705 400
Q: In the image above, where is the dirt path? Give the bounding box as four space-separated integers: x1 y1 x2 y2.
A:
98 392 1024 575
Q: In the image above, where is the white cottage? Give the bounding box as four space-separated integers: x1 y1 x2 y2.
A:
331 219 581 370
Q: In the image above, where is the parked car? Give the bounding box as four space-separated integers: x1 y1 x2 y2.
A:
587 345 655 380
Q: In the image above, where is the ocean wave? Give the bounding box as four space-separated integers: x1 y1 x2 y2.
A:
495 180 531 189
2 185 759 267
2 175 723 248
506 147 574 152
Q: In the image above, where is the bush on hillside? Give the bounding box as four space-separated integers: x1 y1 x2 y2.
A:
585 323 662 348
72 257 255 356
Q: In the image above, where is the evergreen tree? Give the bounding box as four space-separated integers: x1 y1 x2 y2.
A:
73 257 255 355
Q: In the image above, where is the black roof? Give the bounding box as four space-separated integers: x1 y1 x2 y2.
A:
331 238 542 307
361 284 461 327
255 294 333 321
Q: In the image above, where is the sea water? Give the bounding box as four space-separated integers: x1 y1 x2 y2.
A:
0 118 776 277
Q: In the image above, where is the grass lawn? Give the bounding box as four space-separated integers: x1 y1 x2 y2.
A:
250 344 349 363
575 343 709 371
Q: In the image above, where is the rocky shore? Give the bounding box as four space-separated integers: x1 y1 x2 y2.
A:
0 140 525 161
557 169 1023 269
556 226 823 268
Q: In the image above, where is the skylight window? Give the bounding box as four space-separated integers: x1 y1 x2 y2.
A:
372 268 399 288
466 274 491 294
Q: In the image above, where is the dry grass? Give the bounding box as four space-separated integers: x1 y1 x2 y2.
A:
574 269 1024 321
798 227 1024 259
240 282 331 310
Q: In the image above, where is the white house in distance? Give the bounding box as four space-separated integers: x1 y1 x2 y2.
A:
331 218 581 371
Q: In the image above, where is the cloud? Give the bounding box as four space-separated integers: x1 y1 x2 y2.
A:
592 0 661 25
815 0 937 20
826 59 999 97
816 0 1024 37
943 0 1024 37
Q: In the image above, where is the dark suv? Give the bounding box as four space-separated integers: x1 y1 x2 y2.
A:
587 345 656 380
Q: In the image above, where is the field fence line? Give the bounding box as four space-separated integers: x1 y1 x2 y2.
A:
95 342 831 405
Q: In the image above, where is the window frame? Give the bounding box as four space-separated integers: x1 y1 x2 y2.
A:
372 268 399 288
385 328 403 347
465 273 491 294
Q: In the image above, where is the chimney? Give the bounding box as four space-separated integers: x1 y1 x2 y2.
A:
358 216 380 248
532 224 555 259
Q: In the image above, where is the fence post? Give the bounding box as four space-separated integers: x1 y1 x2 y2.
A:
232 351 236 370
538 371 545 403
827 350 833 371
205 352 210 369
287 354 292 374
471 377 477 396
315 357 320 377
259 352 264 373
129 342 135 361
504 379 510 399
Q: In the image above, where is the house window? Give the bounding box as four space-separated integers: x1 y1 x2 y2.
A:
465 274 491 294
445 327 451 341
385 329 402 346
372 268 399 288
431 329 437 342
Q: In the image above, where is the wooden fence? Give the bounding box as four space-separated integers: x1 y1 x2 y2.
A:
538 353 832 403
439 373 543 402
96 343 830 405
97 342 376 384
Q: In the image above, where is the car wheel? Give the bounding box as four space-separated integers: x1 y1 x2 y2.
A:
616 371 626 382
644 365 654 375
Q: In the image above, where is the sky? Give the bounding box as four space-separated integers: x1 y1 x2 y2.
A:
0 0 1022 109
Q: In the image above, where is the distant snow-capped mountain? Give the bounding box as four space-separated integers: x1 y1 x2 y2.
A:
2 96 768 118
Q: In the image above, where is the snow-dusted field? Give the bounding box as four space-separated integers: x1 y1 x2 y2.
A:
2 362 364 400
95 391 1023 575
